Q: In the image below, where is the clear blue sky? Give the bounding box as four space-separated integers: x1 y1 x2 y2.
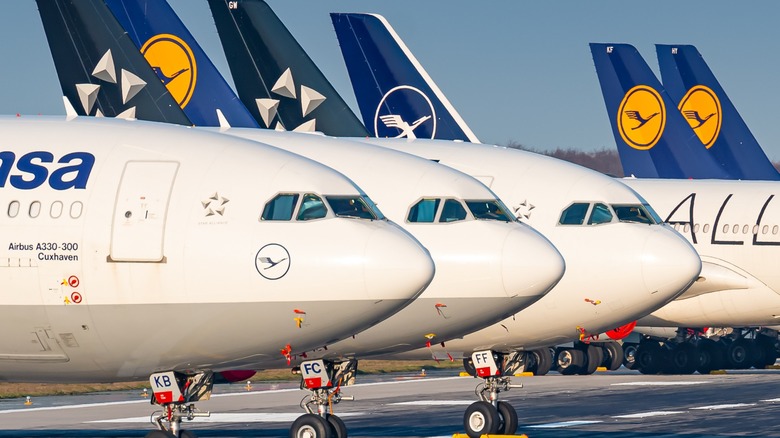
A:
2 1 779 160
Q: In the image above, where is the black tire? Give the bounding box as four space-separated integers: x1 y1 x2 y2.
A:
757 335 779 367
696 339 724 374
602 342 623 371
179 431 198 438
290 413 331 438
327 415 347 438
636 341 664 374
622 343 639 370
664 343 698 375
578 345 603 375
556 348 584 375
145 431 175 438
496 401 518 435
463 401 499 438
462 357 476 377
531 348 552 376
726 339 755 369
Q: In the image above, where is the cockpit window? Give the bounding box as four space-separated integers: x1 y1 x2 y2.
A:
439 199 467 223
408 198 441 223
612 204 658 225
296 193 327 221
262 193 299 221
466 200 514 222
326 196 381 220
559 202 589 225
587 203 613 225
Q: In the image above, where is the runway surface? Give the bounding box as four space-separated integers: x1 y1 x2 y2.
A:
1 368 779 437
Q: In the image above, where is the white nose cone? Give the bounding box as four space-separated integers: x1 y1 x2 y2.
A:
641 227 702 300
363 223 435 304
502 225 565 301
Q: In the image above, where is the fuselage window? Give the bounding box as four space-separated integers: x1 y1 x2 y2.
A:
70 201 83 219
439 199 467 223
8 201 19 218
763 225 769 235
703 224 710 234
559 203 589 225
466 200 514 222
742 225 749 235
587 203 613 225
296 193 327 221
612 204 656 224
50 201 63 219
29 201 41 218
408 198 440 223
774 225 779 235
732 224 739 234
262 193 299 221
752 224 759 235
723 224 729 234
694 224 700 233
327 196 379 220
683 224 690 233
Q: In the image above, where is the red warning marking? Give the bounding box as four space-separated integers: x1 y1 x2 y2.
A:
606 321 637 340
70 292 83 304
68 276 80 288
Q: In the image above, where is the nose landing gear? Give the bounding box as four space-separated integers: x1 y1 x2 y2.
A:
291 359 357 438
146 371 213 438
462 350 524 438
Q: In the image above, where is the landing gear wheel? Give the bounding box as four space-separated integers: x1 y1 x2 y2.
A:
602 341 623 371
290 413 331 438
179 431 198 438
145 431 175 438
758 335 779 367
496 401 518 435
726 339 754 369
578 345 603 375
622 343 638 370
696 339 724 374
531 348 552 376
327 415 347 438
556 348 584 375
463 401 499 438
665 343 698 374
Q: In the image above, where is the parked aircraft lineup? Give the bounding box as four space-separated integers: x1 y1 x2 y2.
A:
2 1 780 438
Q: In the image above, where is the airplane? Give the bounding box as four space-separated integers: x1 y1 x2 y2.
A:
329 13 780 378
656 43 780 181
592 42 780 373
33 2 568 436
0 115 436 436
198 4 701 435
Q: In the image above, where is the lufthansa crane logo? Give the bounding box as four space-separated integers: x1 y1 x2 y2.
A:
373 86 436 139
678 85 721 148
140 34 197 108
255 244 291 280
617 85 666 150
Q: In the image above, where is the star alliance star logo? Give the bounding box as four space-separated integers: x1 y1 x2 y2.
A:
513 200 535 220
202 192 229 217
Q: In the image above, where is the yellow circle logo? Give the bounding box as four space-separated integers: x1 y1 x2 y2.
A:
141 34 197 108
678 85 721 149
617 85 666 150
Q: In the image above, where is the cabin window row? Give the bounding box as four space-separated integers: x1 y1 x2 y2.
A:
671 222 780 236
6 200 83 219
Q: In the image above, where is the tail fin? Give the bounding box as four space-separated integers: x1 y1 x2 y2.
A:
103 0 259 128
656 44 779 180
206 0 367 136
590 43 731 179
35 0 190 125
331 13 479 143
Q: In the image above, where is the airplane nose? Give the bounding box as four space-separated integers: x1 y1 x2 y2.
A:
501 225 565 300
641 227 701 300
363 223 435 304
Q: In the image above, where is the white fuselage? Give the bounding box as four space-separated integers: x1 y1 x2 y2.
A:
356 138 701 357
624 178 780 327
0 117 435 382
218 129 565 361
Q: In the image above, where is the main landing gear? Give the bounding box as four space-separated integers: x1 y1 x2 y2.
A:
291 359 357 438
461 350 524 438
145 371 213 438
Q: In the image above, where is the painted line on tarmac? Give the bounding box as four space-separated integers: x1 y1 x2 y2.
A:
391 400 473 406
611 381 710 387
761 398 780 402
613 411 685 419
690 403 756 410
527 420 602 429
91 412 363 423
